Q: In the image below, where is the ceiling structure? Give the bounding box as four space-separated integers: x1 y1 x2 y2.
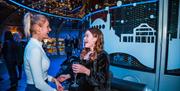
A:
7 0 117 20
0 0 152 26
0 0 18 25
0 0 157 35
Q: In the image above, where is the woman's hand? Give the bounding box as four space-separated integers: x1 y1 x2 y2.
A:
72 64 90 76
57 74 71 82
52 78 64 91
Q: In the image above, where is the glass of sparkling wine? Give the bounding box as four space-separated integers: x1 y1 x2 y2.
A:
71 61 79 87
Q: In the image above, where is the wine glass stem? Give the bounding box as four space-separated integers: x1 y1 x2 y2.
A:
74 74 77 84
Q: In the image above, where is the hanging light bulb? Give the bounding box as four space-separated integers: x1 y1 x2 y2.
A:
133 3 137 7
95 4 98 9
117 1 122 7
105 6 109 11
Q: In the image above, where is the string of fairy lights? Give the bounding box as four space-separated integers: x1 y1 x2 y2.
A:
7 0 157 21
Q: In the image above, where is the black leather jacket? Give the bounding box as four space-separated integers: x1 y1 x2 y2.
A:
77 50 110 91
56 50 110 91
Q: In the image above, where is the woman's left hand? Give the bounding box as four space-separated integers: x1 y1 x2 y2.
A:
72 64 90 76
53 78 64 91
57 74 71 82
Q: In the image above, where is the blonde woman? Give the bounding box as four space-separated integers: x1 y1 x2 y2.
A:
23 13 63 91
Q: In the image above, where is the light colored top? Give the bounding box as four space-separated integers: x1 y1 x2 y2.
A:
24 38 56 91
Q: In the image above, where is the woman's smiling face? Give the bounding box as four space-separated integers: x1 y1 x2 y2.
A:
83 30 97 49
39 20 51 40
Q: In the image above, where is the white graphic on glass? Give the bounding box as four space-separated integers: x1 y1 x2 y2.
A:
90 13 156 68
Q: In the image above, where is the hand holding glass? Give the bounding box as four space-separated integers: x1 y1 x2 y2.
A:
71 61 79 87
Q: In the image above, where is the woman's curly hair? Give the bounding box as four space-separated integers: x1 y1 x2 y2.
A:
80 28 104 61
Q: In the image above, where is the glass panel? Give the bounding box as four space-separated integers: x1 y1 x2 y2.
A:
109 0 158 72
90 0 158 73
165 0 180 76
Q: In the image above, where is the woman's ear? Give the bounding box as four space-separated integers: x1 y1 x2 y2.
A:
38 27 41 31
36 27 41 34
36 25 42 34
93 37 97 43
32 24 41 33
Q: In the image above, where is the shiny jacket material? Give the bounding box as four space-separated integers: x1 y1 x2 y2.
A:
77 50 110 91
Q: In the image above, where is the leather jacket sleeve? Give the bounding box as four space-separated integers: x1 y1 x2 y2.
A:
83 51 110 87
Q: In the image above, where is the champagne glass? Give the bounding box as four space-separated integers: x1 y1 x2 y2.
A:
71 61 79 87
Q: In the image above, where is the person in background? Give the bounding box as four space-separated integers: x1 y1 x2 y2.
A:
64 34 73 60
57 28 110 91
72 36 79 56
2 30 18 90
13 33 24 80
23 12 63 91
